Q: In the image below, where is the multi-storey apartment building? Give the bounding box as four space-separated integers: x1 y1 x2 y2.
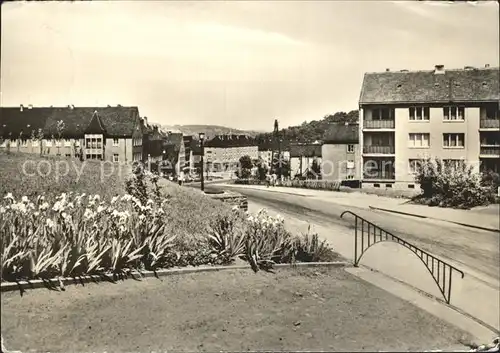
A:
204 134 259 172
321 122 360 181
359 64 499 190
0 105 144 162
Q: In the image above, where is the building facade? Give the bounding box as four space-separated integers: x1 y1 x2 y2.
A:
359 65 499 190
321 123 360 181
0 105 144 163
204 135 259 172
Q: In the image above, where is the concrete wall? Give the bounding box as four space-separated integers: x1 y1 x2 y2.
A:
321 143 360 181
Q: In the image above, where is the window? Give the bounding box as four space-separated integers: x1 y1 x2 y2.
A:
372 108 394 120
113 153 119 162
46 140 53 147
443 106 465 121
21 139 28 147
0 140 7 148
485 103 499 120
371 134 391 146
65 154 71 158
64 139 71 147
408 133 430 148
55 140 62 147
409 159 424 174
347 160 355 169
32 140 39 147
347 144 355 153
409 107 430 121
443 133 465 148
113 138 119 146
443 159 463 171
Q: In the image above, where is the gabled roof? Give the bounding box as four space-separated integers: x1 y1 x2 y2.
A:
1 106 140 138
0 107 52 137
205 134 256 148
323 123 359 144
290 143 322 158
359 67 500 105
84 111 107 134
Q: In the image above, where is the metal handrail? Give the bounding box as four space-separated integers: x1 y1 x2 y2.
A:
340 210 465 304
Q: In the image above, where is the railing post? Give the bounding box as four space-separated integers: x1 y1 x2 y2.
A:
354 216 358 266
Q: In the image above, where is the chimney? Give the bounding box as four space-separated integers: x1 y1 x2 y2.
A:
28 104 33 109
464 66 474 70
400 69 408 73
143 117 148 125
485 64 490 68
386 68 390 72
434 65 445 74
20 104 24 111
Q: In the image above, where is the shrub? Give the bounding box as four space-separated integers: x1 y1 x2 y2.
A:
276 179 341 191
414 158 492 209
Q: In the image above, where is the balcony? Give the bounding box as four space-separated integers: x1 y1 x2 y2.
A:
363 170 395 180
480 119 500 129
363 120 395 129
480 145 500 157
363 145 395 154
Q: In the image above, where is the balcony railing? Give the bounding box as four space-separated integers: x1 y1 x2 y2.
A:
363 145 395 154
363 170 395 180
480 145 500 156
480 119 500 129
363 120 395 129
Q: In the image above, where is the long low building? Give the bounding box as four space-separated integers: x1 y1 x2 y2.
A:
203 134 259 172
0 105 144 162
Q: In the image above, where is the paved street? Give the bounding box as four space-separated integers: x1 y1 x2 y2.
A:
210 184 500 334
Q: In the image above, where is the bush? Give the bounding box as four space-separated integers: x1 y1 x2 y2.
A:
414 158 492 209
276 179 341 191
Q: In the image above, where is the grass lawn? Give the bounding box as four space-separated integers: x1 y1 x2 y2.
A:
1 267 472 352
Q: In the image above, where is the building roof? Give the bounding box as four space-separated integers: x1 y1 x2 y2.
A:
0 107 52 137
289 143 322 158
204 134 256 148
0 106 140 138
323 123 359 144
359 66 500 105
165 132 183 148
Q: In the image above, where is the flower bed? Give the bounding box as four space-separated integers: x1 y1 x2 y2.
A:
1 192 339 284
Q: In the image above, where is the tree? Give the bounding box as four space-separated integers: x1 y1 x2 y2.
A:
56 120 65 156
236 155 253 179
311 158 321 178
256 158 269 181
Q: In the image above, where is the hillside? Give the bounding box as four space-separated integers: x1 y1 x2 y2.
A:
161 124 263 139
256 110 359 147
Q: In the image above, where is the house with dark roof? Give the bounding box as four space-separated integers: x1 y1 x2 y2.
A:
359 64 500 190
203 134 258 172
321 122 360 181
0 105 144 162
289 142 322 179
158 132 185 176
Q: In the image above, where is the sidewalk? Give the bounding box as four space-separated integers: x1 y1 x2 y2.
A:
221 184 499 232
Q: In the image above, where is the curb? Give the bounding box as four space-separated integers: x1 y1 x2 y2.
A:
0 261 351 293
369 206 500 233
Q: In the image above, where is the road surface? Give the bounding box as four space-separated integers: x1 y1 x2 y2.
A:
208 184 500 332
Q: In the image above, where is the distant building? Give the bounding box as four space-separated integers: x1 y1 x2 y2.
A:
0 105 144 162
321 122 360 181
204 134 258 172
359 64 499 190
289 142 322 178
160 132 185 176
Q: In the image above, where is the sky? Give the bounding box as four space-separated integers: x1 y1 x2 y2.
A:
1 1 498 132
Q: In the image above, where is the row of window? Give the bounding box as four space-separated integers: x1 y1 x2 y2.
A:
408 159 466 174
408 133 465 148
0 137 123 148
372 105 498 121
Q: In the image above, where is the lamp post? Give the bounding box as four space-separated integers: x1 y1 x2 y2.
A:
199 132 205 192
